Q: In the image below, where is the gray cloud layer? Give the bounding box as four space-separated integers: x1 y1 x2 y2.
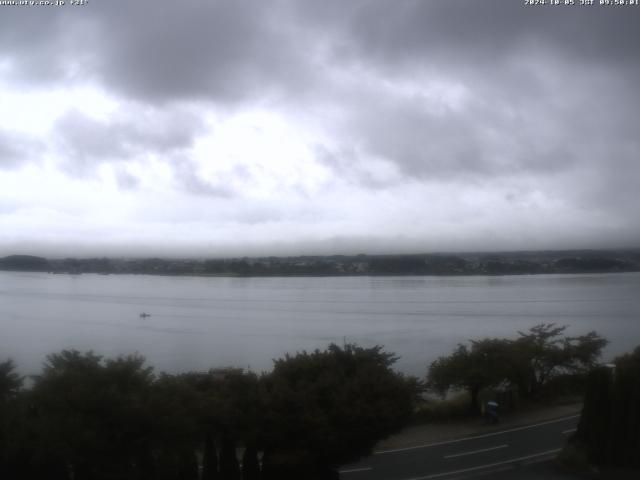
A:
0 0 638 254
53 107 204 175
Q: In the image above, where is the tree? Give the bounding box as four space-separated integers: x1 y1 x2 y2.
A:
0 359 23 402
0 359 25 479
513 324 607 397
261 343 419 478
147 372 204 480
427 339 513 414
202 433 219 480
29 350 156 480
219 437 241 480
427 325 608 413
177 449 199 480
607 345 640 467
574 345 640 468
241 444 260 480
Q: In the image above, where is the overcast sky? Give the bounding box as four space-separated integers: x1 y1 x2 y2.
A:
0 0 638 257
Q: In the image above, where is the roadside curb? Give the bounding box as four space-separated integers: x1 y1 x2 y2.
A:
375 404 583 453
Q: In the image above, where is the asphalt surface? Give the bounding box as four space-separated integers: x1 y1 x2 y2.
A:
339 415 580 480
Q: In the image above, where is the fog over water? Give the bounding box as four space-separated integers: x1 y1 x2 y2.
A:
2 271 639 377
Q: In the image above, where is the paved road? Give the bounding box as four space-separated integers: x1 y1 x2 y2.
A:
339 415 579 480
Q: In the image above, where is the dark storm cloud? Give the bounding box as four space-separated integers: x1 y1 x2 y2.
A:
296 0 640 72
2 1 638 104
0 0 312 104
300 0 640 208
17 2 635 192
89 0 309 103
333 76 584 182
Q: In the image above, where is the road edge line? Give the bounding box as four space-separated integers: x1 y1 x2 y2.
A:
443 444 508 459
405 448 562 480
375 414 579 455
339 466 373 474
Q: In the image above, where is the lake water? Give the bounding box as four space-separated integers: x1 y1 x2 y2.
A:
1 271 639 377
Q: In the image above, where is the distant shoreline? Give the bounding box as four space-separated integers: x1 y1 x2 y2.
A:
25 269 640 279
1 249 639 278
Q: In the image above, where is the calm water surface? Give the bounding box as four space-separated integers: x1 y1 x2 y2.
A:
1 271 639 376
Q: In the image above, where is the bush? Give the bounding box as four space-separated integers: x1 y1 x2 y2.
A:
537 373 588 400
412 392 472 423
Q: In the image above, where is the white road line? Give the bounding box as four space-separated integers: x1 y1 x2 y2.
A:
562 428 577 435
402 448 562 480
375 414 580 455
443 444 508 459
338 466 373 474
445 465 514 480
475 466 516 477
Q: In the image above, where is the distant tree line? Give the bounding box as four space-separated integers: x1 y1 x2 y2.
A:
1 250 639 276
0 344 419 480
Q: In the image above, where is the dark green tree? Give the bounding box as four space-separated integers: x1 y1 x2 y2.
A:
427 324 608 413
574 345 640 468
156 449 179 480
261 343 419 477
241 445 260 480
177 449 199 480
1 343 419 479
0 359 26 480
427 339 513 414
202 433 219 480
29 350 156 480
148 372 204 479
0 359 23 402
219 437 241 480
574 366 613 466
513 324 607 397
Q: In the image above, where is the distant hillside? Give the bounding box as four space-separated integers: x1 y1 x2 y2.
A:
1 249 639 277
0 255 50 272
